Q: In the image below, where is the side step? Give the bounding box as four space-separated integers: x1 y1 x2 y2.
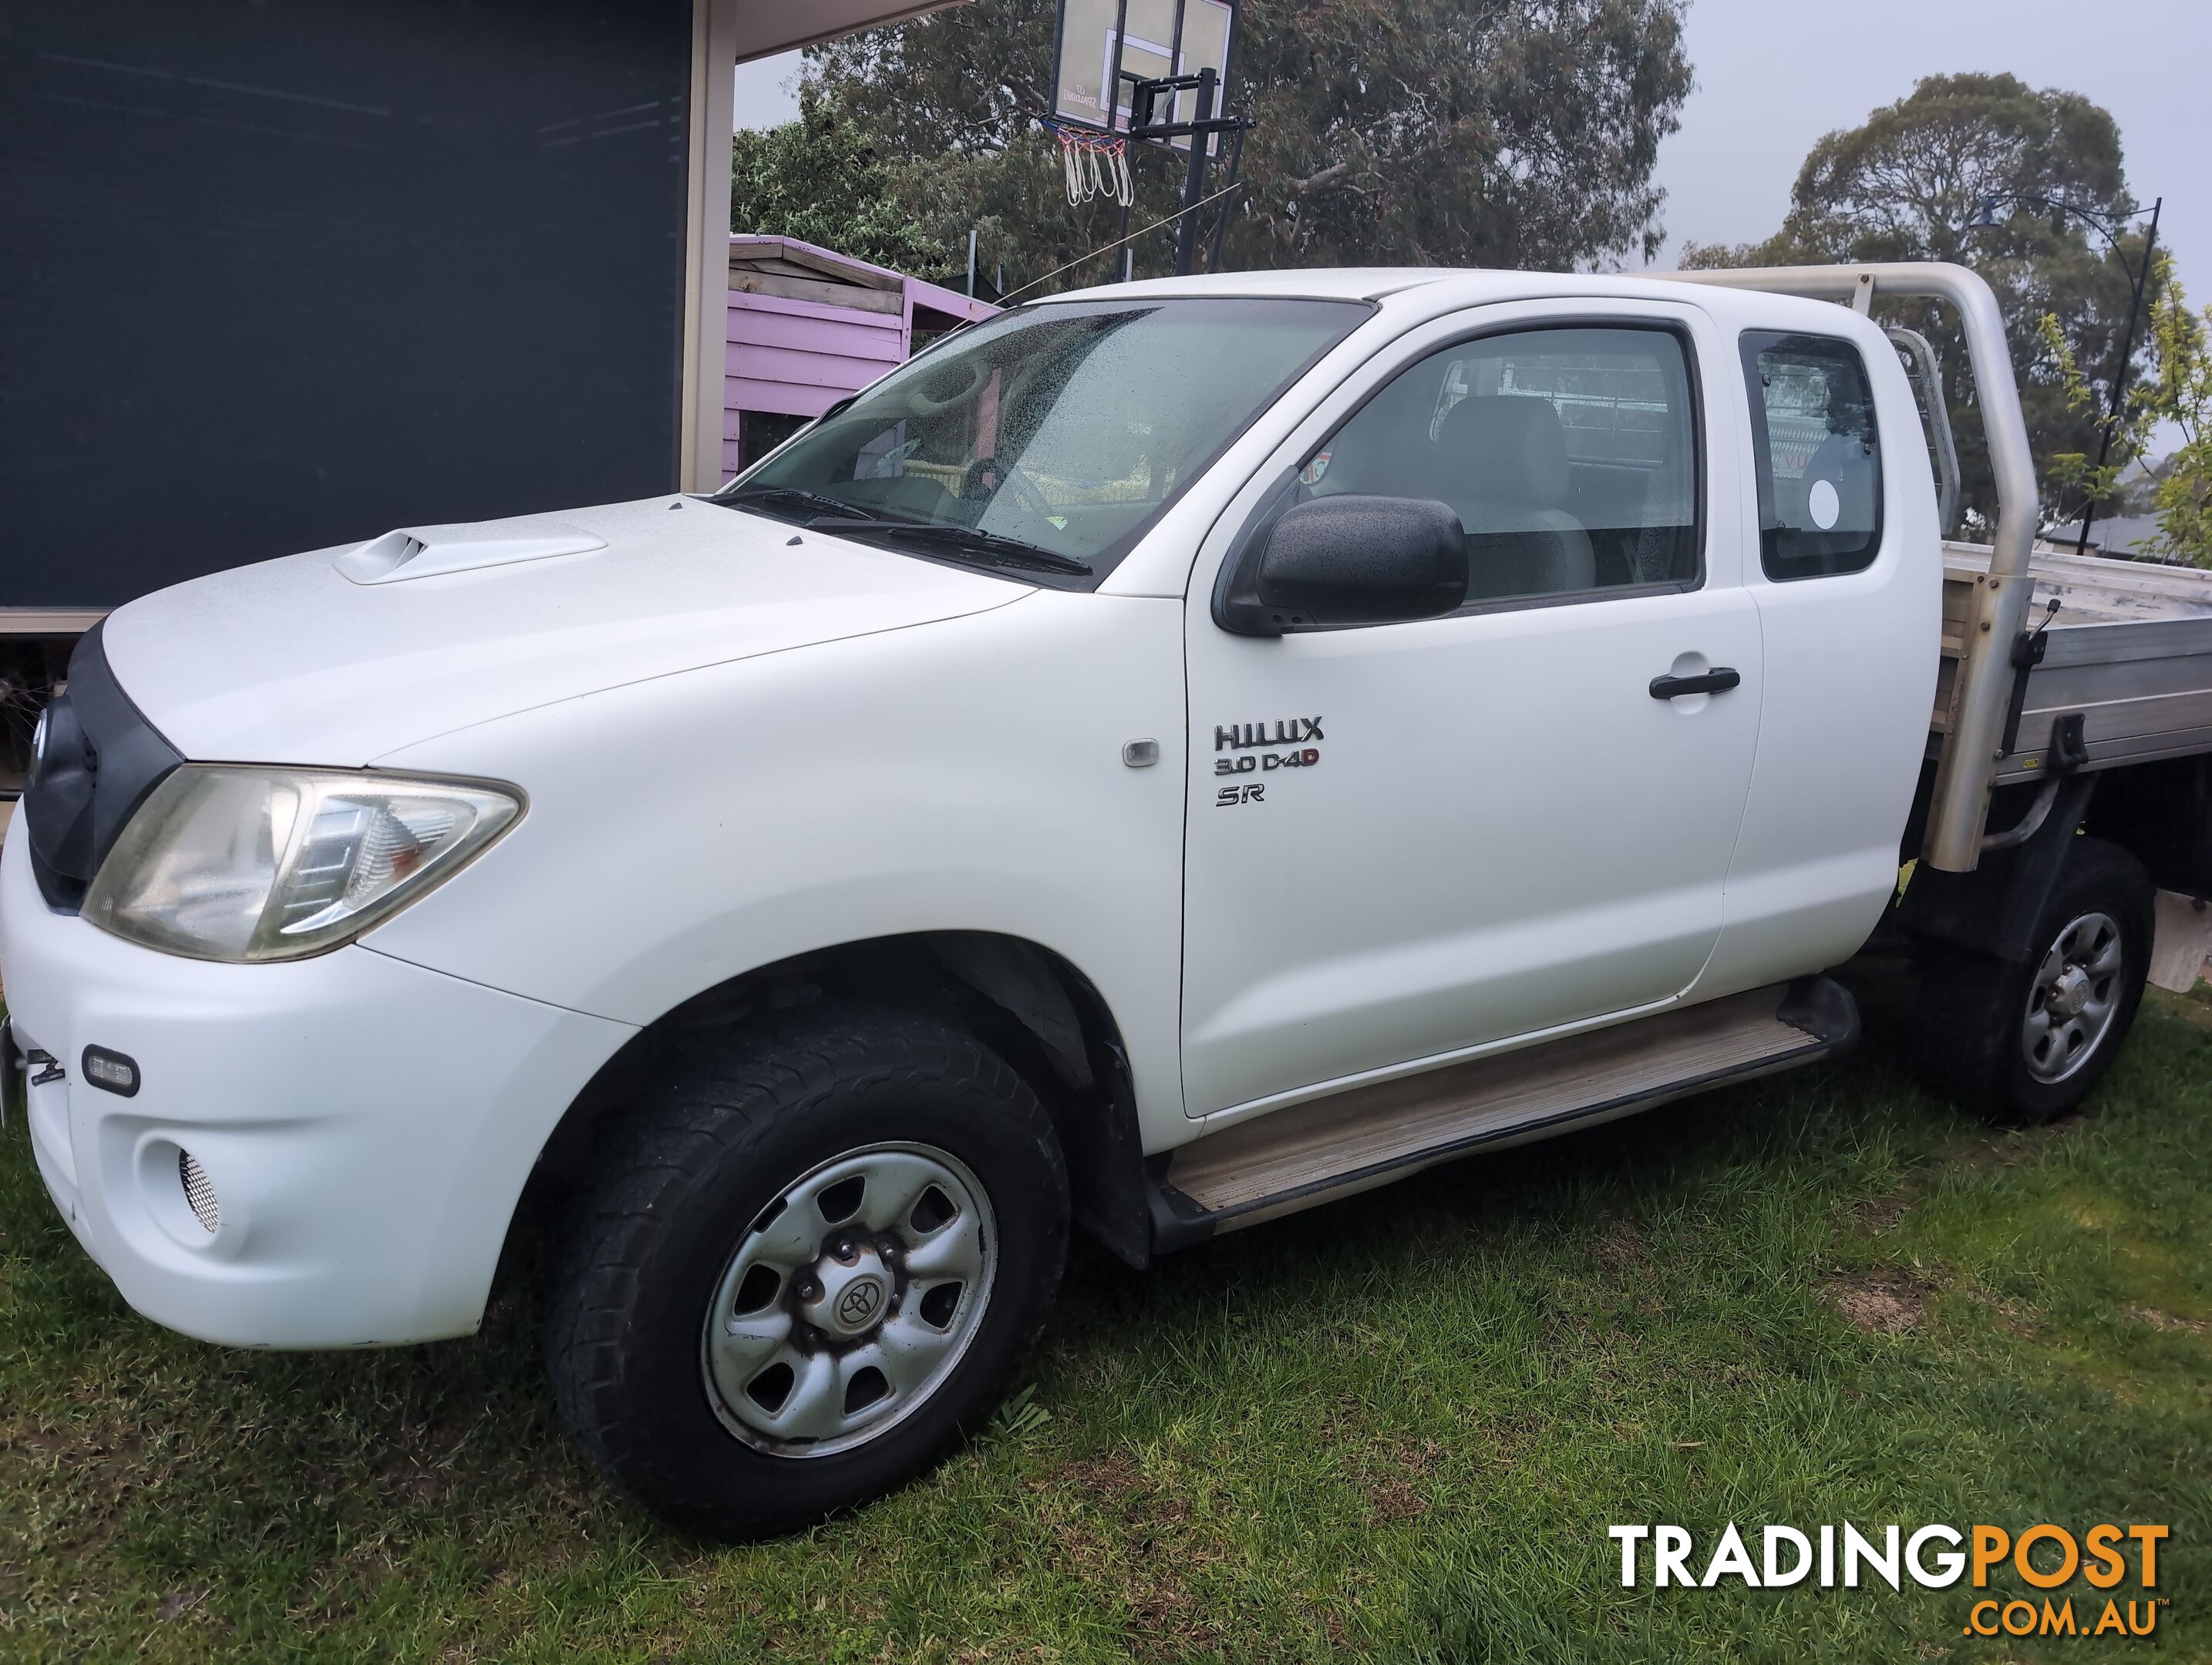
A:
1150 977 1857 1250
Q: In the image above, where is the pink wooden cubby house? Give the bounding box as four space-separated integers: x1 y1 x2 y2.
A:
722 234 998 483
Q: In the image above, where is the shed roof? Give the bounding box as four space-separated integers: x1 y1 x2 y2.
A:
729 234 994 329
2043 514 2163 560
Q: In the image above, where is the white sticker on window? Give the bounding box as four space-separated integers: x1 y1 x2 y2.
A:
1808 477 1840 530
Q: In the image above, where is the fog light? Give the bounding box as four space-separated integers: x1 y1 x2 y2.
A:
82 1046 140 1097
177 1149 219 1233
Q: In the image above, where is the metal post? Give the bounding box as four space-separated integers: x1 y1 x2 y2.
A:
2074 197 2160 558
1173 68 1215 277
1107 0 1133 283
1107 0 1130 133
1206 121 1245 274
966 228 978 299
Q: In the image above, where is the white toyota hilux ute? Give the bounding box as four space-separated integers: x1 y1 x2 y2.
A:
10 265 2212 1537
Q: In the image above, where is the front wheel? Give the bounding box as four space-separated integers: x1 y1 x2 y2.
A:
1911 836 2153 1123
543 1012 1069 1538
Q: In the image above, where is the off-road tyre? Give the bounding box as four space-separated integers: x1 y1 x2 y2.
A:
1911 836 2153 1124
542 1010 1069 1539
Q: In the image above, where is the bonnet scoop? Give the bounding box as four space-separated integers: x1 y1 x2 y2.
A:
335 521 608 585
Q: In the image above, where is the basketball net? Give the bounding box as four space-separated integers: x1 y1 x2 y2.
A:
1052 124 1134 208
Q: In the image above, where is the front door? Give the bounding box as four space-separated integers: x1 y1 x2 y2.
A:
1180 308 1762 1118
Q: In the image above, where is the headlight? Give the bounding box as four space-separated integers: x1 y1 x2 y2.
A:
82 767 522 963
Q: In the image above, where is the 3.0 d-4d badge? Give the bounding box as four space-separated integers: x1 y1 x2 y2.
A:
1213 716 1324 786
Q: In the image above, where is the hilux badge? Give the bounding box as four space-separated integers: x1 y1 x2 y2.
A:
1214 718 1322 750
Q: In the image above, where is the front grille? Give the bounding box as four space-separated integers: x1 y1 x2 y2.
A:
178 1149 219 1233
22 622 183 911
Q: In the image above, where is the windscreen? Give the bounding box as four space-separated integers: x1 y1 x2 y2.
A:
717 297 1372 583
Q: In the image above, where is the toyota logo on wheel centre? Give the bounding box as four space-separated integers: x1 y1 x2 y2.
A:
838 1281 884 1327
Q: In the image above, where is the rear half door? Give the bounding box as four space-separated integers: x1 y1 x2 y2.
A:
1697 317 1942 993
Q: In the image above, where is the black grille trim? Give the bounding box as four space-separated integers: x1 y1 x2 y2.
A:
23 622 183 913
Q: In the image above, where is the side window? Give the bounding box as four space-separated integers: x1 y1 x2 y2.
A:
1303 325 1702 605
1740 331 1883 580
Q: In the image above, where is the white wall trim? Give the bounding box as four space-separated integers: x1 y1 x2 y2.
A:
680 0 740 493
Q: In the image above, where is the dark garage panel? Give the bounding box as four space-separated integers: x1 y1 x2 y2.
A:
0 0 694 607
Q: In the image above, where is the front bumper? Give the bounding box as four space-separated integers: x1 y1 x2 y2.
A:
0 814 635 1347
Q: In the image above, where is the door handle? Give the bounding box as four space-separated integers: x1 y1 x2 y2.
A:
1649 668 1742 700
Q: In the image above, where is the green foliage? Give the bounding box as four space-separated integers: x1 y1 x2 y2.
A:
729 92 943 276
2135 269 2212 567
800 0 1694 297
2036 312 2125 511
2 974 2209 1658
1682 74 2152 532
2043 259 2212 566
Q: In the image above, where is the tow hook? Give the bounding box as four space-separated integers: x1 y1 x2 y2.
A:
1 1018 24 1125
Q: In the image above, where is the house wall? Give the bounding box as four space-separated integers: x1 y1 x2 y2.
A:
2 0 697 609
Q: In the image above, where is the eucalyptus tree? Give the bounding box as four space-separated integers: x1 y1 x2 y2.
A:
803 0 1692 294
1685 74 2153 530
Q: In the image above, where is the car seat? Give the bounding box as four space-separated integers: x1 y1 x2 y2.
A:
1439 395 1597 600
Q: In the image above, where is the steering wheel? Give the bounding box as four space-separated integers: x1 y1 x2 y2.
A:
907 358 991 416
960 456 1055 522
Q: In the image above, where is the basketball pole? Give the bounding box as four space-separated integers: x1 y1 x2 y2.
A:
1125 65 1238 277
1106 0 1130 277
1204 121 1244 274
1171 69 1215 277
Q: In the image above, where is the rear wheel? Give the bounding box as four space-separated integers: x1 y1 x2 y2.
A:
1911 836 2153 1123
543 1011 1068 1538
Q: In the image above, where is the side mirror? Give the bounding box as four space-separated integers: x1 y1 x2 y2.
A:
1215 494 1468 636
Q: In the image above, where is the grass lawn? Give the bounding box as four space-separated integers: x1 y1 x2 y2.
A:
1 962 2207 1662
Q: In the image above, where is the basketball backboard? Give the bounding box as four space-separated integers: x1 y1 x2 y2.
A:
1051 0 1234 153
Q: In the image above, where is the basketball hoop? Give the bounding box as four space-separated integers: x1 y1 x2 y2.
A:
1045 0 1247 274
1052 123 1134 207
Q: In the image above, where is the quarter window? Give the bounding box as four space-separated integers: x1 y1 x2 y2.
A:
1740 331 1883 580
1300 325 1703 605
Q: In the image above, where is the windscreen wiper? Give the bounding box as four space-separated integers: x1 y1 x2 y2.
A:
717 485 878 523
816 520 1093 577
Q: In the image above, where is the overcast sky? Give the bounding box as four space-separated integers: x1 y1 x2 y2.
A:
734 0 2205 288
1649 0 2202 287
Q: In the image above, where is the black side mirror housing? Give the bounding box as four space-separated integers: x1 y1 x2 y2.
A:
1215 494 1468 636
